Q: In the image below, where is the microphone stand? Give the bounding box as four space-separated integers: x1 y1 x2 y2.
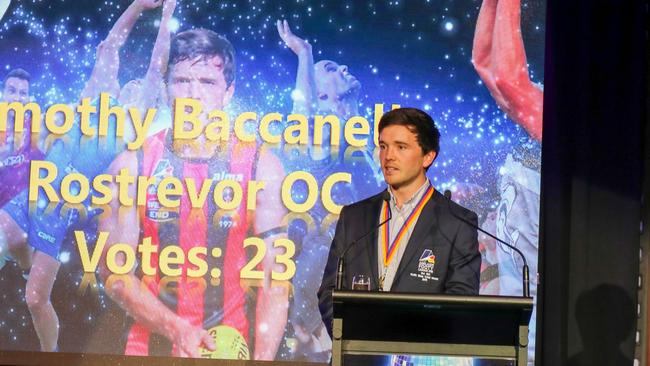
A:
444 190 531 298
335 192 392 290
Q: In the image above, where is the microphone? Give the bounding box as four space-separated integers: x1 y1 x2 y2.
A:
335 190 392 290
443 189 531 298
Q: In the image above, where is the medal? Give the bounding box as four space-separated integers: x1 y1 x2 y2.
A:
380 185 433 266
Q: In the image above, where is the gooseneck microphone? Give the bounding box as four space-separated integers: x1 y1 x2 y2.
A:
443 190 531 298
335 191 392 290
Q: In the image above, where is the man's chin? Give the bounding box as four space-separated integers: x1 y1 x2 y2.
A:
383 178 401 188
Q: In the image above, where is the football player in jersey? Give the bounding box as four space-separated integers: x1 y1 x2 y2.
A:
98 27 289 360
0 68 43 272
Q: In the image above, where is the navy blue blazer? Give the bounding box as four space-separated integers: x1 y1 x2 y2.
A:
317 189 481 335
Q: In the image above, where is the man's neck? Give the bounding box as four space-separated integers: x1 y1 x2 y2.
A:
390 177 428 208
390 182 426 208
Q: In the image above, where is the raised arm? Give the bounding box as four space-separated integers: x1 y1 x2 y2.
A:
98 150 215 358
472 0 543 141
136 0 176 110
277 20 317 116
80 0 162 100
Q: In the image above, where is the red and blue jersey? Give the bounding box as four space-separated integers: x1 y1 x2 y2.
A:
124 130 257 356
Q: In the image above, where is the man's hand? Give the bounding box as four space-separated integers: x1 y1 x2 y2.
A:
134 0 163 11
172 319 216 358
277 20 311 56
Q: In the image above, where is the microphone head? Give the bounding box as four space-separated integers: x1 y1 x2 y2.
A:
381 190 391 202
444 190 452 200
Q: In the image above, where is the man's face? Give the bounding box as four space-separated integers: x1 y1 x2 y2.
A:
379 124 436 190
2 77 30 104
167 55 234 111
314 60 361 100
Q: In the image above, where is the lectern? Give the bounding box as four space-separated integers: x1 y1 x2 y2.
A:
331 291 533 366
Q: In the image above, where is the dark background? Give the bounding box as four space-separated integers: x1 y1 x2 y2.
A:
538 0 647 365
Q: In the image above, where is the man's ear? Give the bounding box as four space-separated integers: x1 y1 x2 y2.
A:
423 150 437 169
223 82 235 106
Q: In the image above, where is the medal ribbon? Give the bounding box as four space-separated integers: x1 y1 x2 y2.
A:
381 185 434 266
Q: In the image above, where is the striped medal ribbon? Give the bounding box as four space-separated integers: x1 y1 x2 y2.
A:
379 185 434 288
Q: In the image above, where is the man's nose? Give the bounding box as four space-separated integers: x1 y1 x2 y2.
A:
188 81 201 99
339 65 348 73
383 146 395 160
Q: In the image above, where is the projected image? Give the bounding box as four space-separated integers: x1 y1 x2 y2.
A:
388 355 515 366
343 354 515 366
0 0 545 363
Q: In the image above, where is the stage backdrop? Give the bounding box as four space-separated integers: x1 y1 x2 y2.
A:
0 0 545 364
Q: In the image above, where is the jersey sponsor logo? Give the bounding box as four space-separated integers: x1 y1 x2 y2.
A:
152 159 174 178
0 153 25 168
218 215 234 229
146 209 178 221
148 159 174 194
37 230 57 244
146 159 179 222
212 171 244 182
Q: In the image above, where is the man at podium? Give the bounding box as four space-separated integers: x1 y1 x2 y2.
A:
317 107 481 336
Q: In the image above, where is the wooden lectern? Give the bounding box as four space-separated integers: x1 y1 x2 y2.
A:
331 291 533 366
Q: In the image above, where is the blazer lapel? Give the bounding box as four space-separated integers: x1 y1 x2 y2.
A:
366 192 385 290
391 192 440 289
